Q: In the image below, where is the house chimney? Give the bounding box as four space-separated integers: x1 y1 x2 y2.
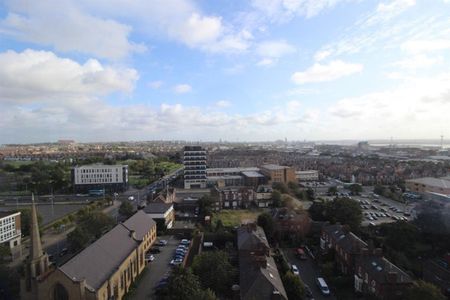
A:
387 272 398 283
373 248 383 256
342 225 350 234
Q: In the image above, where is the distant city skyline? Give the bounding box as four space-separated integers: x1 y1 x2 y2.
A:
1 0 450 143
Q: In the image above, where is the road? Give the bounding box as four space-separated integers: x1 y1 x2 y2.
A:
131 235 180 300
284 248 336 300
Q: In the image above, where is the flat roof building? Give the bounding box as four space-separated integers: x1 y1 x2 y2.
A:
260 164 296 184
405 177 450 195
184 146 207 189
71 164 129 193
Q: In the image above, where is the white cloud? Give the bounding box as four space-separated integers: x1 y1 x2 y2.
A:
314 50 331 61
326 74 450 138
82 0 252 54
291 60 363 84
256 40 296 58
393 54 442 70
0 0 145 60
250 0 348 21
255 40 295 66
173 84 192 94
148 80 164 89
257 58 275 66
401 39 450 54
215 100 231 108
0 49 138 103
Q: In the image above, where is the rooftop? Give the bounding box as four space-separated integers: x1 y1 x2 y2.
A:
261 164 289 171
60 211 155 290
241 171 265 178
143 202 173 214
406 177 450 189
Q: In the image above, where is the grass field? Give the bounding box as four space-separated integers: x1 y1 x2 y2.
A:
213 209 265 227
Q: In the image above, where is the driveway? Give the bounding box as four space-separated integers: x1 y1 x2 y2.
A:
283 248 336 300
131 235 180 300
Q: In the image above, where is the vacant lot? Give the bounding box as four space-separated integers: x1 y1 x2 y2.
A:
213 209 265 227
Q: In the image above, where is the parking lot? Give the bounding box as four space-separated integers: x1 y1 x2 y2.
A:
353 193 414 226
131 235 182 300
284 248 336 300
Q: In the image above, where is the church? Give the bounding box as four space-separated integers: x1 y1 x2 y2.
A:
21 196 157 300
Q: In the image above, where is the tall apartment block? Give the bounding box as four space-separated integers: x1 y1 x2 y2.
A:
183 146 207 189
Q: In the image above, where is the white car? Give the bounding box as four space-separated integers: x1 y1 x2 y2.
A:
291 264 299 275
145 254 155 262
128 196 134 201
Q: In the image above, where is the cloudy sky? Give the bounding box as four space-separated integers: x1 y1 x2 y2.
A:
1 0 450 143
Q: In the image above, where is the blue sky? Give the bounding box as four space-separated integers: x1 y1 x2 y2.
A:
0 0 450 143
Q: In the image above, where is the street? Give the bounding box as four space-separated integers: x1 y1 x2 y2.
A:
284 248 336 300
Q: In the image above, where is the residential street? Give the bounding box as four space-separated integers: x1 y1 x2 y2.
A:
283 248 337 300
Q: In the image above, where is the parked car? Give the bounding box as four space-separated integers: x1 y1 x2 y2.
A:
170 258 183 266
316 277 330 295
291 264 299 275
156 240 168 246
145 254 155 262
295 248 307 260
180 239 190 246
304 284 313 298
149 247 161 254
59 248 68 257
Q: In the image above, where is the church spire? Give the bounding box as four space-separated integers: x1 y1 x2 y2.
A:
30 193 43 260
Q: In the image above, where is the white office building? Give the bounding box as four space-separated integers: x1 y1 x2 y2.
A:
0 211 21 255
183 146 207 189
72 164 129 192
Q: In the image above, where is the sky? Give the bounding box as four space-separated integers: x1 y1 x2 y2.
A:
0 0 450 143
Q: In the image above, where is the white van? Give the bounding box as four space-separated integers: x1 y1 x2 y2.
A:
316 277 330 295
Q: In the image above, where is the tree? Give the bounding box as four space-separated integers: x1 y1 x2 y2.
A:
118 201 134 219
305 188 315 200
272 190 282 207
198 195 214 217
257 212 275 240
191 251 236 296
348 184 363 195
327 186 338 195
155 219 167 234
160 267 218 300
67 227 91 252
380 221 419 252
329 198 363 230
308 200 328 221
373 184 386 196
273 182 289 194
17 208 42 236
283 272 305 300
405 281 446 300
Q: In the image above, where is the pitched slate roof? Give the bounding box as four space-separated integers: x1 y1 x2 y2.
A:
143 202 173 215
237 224 287 300
323 224 367 253
60 211 155 290
356 255 412 284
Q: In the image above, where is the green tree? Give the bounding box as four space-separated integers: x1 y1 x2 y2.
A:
373 184 386 196
78 211 115 238
380 221 419 251
329 197 363 230
161 267 218 300
405 281 446 300
67 227 91 252
17 208 42 236
308 200 328 221
198 195 214 217
118 201 134 219
283 272 305 300
272 190 282 207
257 212 275 239
348 184 363 195
306 188 315 200
191 251 236 296
327 186 338 195
273 182 289 194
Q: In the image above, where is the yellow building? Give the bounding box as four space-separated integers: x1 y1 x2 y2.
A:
259 164 296 184
21 200 156 300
